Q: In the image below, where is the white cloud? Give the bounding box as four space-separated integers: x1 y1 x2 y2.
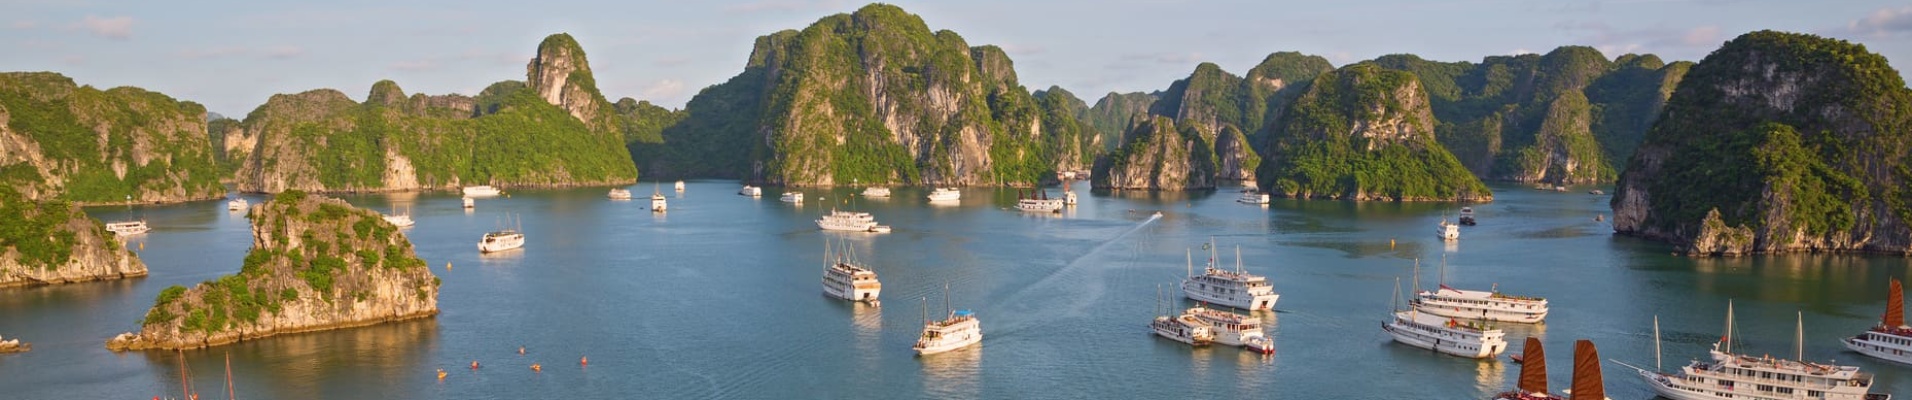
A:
1509 48 1536 56
1849 5 1912 37
640 79 687 101
262 45 305 59
78 15 131 39
391 59 437 71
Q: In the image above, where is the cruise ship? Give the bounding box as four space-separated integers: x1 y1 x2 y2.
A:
1492 338 1607 400
1183 306 1273 354
1014 189 1064 213
817 209 891 233
461 185 502 197
673 180 685 191
1382 275 1507 359
1460 207 1478 226
650 187 668 212
1439 218 1460 240
1181 240 1279 311
1151 286 1212 346
106 220 150 236
1622 303 1889 400
820 242 880 304
607 188 632 200
382 206 415 228
226 197 248 211
1413 258 1548 323
780 192 804 203
926 188 961 202
739 185 762 197
861 187 891 198
914 286 981 356
1845 278 1912 365
1236 189 1270 204
477 229 524 253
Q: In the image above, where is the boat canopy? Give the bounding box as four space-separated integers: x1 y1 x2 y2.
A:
954 310 973 317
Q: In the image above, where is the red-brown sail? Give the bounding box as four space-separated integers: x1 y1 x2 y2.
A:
1886 278 1904 328
1517 337 1548 394
1570 340 1604 400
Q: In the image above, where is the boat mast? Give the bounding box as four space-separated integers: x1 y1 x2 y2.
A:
1653 315 1662 372
1724 300 1735 354
1411 258 1421 296
920 297 928 325
225 351 236 400
1795 311 1804 361
1391 277 1402 313
1235 245 1243 274
1438 253 1446 288
944 282 952 319
1185 249 1193 278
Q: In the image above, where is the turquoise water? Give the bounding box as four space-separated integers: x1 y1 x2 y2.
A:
3 181 1909 399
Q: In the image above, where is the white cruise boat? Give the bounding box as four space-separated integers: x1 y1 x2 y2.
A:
1413 257 1548 323
1150 285 1213 346
926 188 961 202
1623 303 1889 400
650 186 668 212
1014 189 1064 213
780 192 804 203
674 180 685 191
914 286 981 356
226 197 248 211
1491 338 1608 400
461 197 475 209
1460 207 1478 226
1236 189 1270 204
477 229 524 253
607 188 633 200
1063 190 1077 206
820 241 881 304
462 185 502 197
1384 309 1507 359
1439 218 1461 240
382 206 415 228
1184 306 1273 354
739 185 762 197
1845 278 1912 365
861 187 891 198
105 220 150 236
817 209 890 233
1181 240 1279 311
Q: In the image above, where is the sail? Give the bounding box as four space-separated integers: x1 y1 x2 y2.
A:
1570 340 1604 400
1517 337 1548 394
1888 278 1904 328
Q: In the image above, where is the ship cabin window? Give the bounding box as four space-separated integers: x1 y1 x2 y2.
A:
1774 387 1793 395
1808 390 1824 397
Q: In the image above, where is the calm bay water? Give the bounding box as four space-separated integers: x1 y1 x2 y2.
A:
4 181 1910 399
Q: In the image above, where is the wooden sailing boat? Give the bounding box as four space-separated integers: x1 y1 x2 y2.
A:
1493 338 1606 400
1844 278 1912 365
1564 340 1605 400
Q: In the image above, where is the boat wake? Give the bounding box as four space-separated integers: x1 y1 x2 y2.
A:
990 213 1163 336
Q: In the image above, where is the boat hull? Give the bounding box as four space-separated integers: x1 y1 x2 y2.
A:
1413 304 1547 324
822 283 880 303
1382 320 1502 359
914 333 981 356
1846 335 1912 366
1184 289 1277 311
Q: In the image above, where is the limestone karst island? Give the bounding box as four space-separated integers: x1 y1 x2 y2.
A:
4 2 1912 399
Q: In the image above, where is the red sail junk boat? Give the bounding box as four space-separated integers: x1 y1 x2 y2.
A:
1492 338 1605 400
1844 278 1912 365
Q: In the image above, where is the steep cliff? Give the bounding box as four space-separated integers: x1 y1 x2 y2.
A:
1256 64 1491 201
1083 92 1158 151
1143 53 1332 182
1370 48 1688 184
233 34 635 193
108 191 438 350
1032 86 1100 172
640 4 1084 186
617 98 689 177
0 72 224 204
1091 116 1216 190
0 187 147 288
1611 31 1912 256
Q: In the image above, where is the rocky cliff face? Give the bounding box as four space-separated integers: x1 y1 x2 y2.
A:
0 73 224 204
641 4 1083 187
1213 126 1257 181
1032 86 1100 173
1370 48 1688 184
108 191 438 350
1084 92 1158 152
1611 31 1912 256
232 34 636 193
1256 64 1491 201
1092 116 1216 190
0 188 147 288
1141 53 1332 182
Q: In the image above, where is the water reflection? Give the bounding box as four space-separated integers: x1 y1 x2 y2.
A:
1473 356 1507 394
145 318 438 400
919 346 980 398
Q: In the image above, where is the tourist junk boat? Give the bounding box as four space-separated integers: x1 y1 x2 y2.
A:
461 197 475 209
1181 239 1279 311
1382 273 1508 359
462 185 502 197
1491 338 1607 400
1063 188 1078 206
477 215 525 253
1183 305 1274 354
820 241 881 305
1620 303 1890 400
1413 257 1549 324
382 206 415 228
926 188 961 202
105 220 150 236
914 284 981 356
1845 278 1912 365
739 185 763 197
1237 189 1270 204
1459 207 1477 226
780 192 804 203
226 197 248 211
1014 189 1064 213
1151 285 1214 346
650 185 668 212
817 209 891 233
1439 218 1461 240
674 180 685 191
861 187 891 198
607 188 633 200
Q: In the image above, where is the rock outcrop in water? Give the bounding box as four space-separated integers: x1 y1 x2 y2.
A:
1611 31 1912 256
0 187 147 288
107 191 438 350
630 4 1091 186
1092 116 1216 190
1255 64 1491 201
231 33 635 193
0 72 224 204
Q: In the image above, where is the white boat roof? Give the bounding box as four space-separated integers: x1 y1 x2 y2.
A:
1420 287 1546 303
1396 310 1499 333
1712 350 1871 380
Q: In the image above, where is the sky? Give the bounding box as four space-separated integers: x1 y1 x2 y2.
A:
4 0 1909 117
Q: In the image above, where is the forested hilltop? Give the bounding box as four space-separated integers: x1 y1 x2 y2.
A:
1612 31 1912 256
623 4 1096 187
0 73 224 204
1255 64 1490 201
228 34 636 193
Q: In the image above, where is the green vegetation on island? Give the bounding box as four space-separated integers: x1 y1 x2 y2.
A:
1256 64 1491 201
0 72 224 203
